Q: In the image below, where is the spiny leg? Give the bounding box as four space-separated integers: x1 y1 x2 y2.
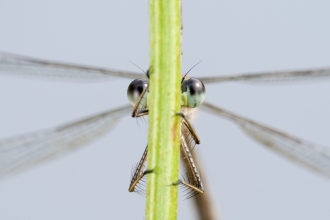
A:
132 103 203 197
174 133 204 198
129 86 150 195
177 112 200 145
131 84 149 118
128 145 153 195
135 109 149 118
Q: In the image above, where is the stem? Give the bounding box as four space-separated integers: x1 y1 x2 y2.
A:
146 0 181 219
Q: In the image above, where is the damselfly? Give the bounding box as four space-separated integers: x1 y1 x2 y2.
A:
1 51 330 197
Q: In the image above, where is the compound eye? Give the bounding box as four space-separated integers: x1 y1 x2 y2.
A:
127 79 149 107
181 78 206 108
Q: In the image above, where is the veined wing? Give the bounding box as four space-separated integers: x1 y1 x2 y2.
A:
199 67 330 84
0 52 142 81
0 105 132 179
201 102 330 178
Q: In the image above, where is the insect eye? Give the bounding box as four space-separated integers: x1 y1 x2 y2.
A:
127 79 149 107
181 78 206 108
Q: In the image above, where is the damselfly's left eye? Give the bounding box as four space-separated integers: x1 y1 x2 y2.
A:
181 78 206 108
127 79 149 107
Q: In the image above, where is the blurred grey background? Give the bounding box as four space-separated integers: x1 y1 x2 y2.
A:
1 0 330 219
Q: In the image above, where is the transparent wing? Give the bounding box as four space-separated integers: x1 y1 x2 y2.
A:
0 105 132 178
199 68 330 84
201 102 330 178
0 51 142 81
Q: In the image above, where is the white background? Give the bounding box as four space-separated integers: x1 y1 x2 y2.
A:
0 0 330 219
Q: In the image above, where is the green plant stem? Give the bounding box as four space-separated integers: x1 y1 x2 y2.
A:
146 0 181 219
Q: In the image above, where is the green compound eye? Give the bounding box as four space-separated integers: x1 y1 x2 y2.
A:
127 79 149 108
181 78 206 108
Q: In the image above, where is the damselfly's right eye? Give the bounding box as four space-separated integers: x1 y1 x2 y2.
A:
181 78 206 108
127 79 149 107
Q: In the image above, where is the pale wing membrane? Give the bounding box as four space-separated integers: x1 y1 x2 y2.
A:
201 102 330 178
0 105 132 178
0 52 142 81
199 68 330 84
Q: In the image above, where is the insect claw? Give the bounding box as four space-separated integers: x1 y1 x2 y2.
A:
172 179 182 186
143 169 154 175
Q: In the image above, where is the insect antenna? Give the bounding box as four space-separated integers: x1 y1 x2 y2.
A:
181 60 203 83
128 61 148 79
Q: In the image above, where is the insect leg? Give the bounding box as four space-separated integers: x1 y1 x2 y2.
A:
175 133 204 198
131 84 149 118
179 112 200 145
128 145 152 194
